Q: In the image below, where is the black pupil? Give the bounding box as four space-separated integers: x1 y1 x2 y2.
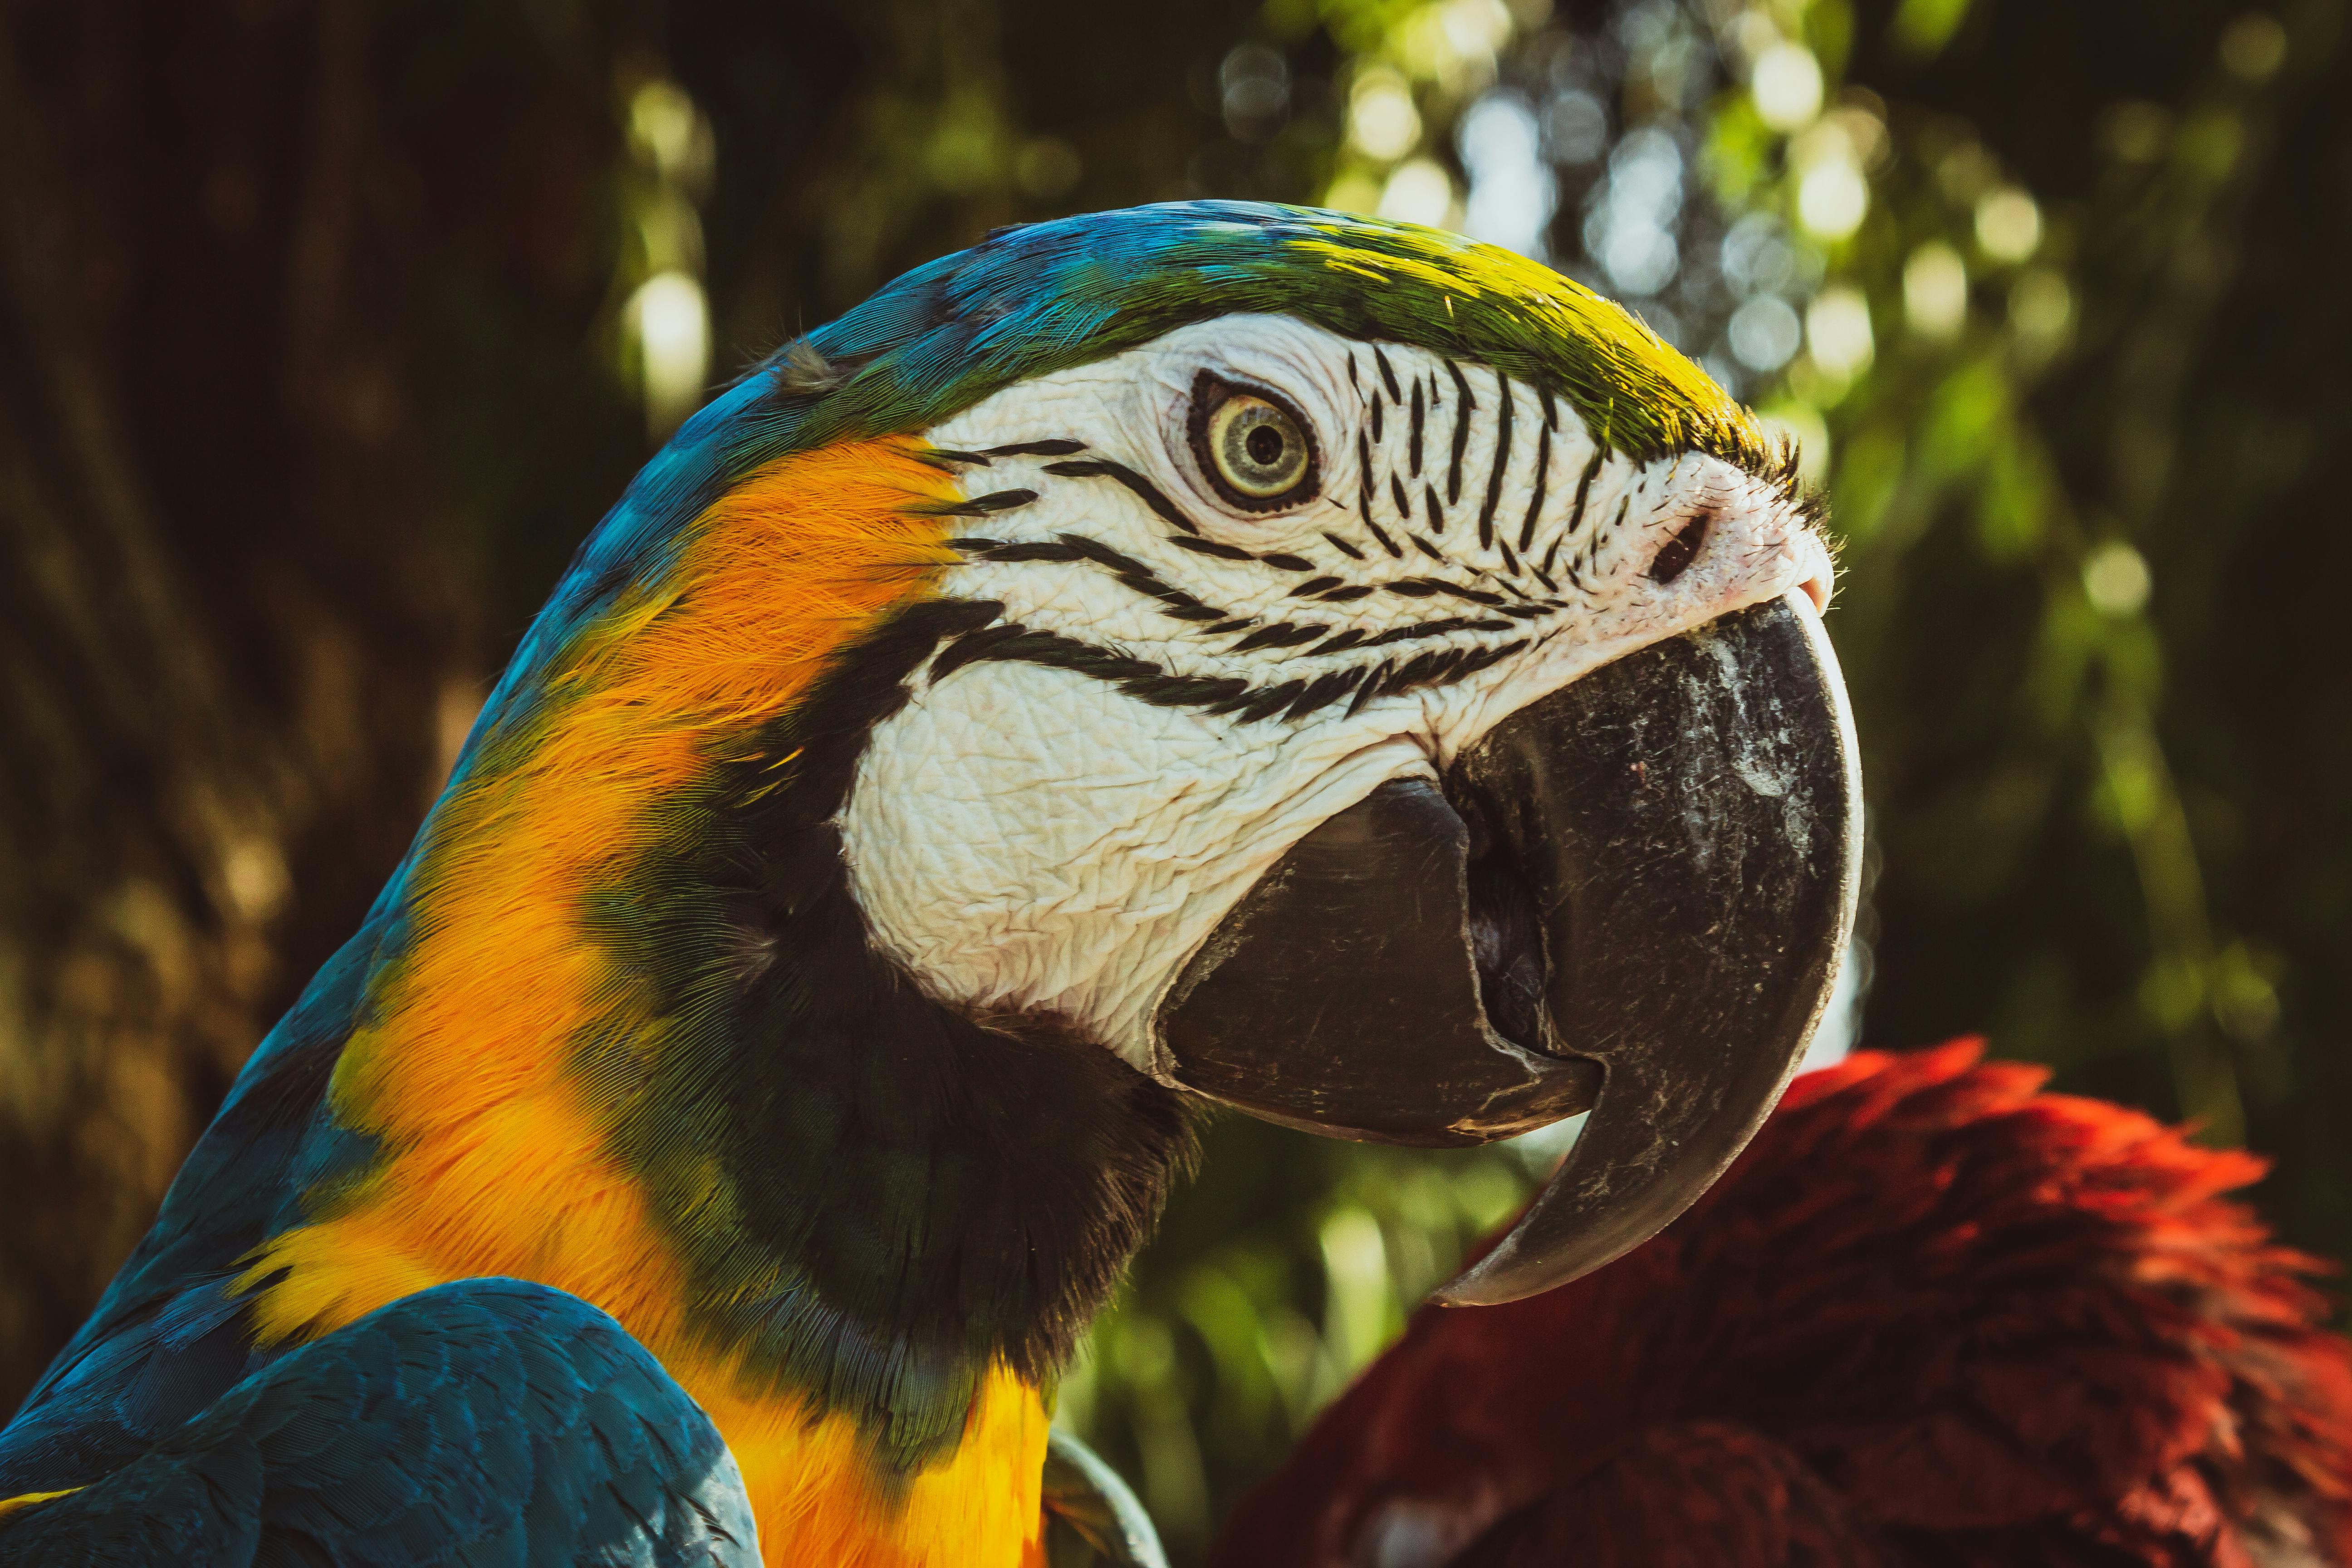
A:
1245 423 1286 468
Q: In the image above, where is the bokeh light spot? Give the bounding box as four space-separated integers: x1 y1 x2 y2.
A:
628 271 710 436
1797 159 1867 238
1806 286 1875 376
1460 94 1556 256
2010 267 2074 355
2084 540 2152 616
1348 70 1423 161
2220 13 2288 81
1903 241 1968 338
1975 186 2043 262
1541 88 1609 164
1729 294 1802 370
1750 42 1823 130
1378 157 1456 225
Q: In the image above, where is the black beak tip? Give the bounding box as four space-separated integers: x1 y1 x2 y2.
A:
1435 590 1862 1304
1155 590 1861 1303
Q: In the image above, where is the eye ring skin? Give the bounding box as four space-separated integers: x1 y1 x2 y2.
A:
1185 370 1322 514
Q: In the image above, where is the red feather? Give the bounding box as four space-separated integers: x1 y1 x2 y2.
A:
1211 1042 2352 1568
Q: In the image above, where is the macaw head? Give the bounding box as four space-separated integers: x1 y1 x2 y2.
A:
825 264 1859 1307
420 202 1856 1357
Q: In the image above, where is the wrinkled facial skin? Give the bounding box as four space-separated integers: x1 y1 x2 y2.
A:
838 314 1833 1075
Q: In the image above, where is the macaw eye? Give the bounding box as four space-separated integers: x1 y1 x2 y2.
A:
1189 373 1318 511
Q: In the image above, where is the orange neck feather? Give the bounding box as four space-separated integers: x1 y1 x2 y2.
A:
239 438 1052 1566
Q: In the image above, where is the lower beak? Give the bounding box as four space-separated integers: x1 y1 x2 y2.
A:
1154 592 1862 1305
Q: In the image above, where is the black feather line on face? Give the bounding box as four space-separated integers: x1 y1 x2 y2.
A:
1312 626 1372 655
1131 672 1248 706
1649 506 1714 585
1380 645 1456 696
1446 360 1476 505
938 621 1529 723
1043 458 1201 535
1478 376 1514 552
1172 535 1256 563
915 488 1039 517
1234 680 1310 723
1409 378 1426 477
1284 668 1361 721
954 522 1539 661
921 616 1030 683
965 539 1085 563
1050 532 1150 573
1231 622 1325 653
942 424 1585 706
957 533 1218 625
1357 615 1514 647
1519 421 1552 555
1567 445 1607 534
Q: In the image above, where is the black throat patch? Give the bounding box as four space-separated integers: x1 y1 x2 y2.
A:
583 596 1196 1477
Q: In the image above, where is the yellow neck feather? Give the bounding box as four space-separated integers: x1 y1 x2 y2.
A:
234 439 1046 1565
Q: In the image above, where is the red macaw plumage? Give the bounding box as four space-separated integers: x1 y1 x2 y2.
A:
1213 1041 2352 1568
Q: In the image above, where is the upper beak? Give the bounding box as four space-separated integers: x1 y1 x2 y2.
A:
1153 591 1862 1305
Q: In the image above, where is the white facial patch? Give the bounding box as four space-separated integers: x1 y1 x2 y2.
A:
836 315 1834 1073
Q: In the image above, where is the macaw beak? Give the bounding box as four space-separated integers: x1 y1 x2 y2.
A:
1154 591 1862 1306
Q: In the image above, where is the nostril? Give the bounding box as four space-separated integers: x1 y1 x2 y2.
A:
1794 531 1835 612
1649 509 1713 586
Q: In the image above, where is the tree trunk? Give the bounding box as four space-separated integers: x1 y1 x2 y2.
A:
0 0 581 1410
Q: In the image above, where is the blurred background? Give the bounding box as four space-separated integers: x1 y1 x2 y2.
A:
1 0 2346 1558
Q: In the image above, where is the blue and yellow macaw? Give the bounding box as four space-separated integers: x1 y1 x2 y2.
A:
0 203 1859 1566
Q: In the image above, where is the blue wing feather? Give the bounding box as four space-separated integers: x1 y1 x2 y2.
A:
0 1279 756 1568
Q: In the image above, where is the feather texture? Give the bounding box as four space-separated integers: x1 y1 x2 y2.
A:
1214 1042 2352 1568
0 1279 755 1567
1 201 1780 1567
